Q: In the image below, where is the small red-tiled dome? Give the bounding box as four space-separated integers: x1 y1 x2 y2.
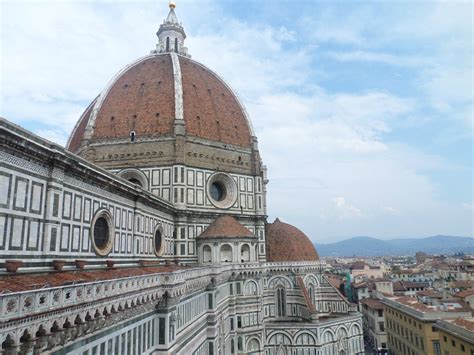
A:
265 218 319 262
198 216 254 239
67 53 253 153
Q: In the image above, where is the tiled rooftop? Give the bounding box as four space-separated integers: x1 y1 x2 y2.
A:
0 265 181 293
360 298 384 310
197 216 254 239
265 218 319 262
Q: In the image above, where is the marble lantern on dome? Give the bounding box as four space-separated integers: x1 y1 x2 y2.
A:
0 3 364 354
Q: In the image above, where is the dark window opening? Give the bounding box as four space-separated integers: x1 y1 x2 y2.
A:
174 38 178 52
94 217 109 249
210 181 225 201
128 178 142 187
237 337 243 351
154 229 162 255
130 131 136 142
158 317 165 344
166 37 170 51
208 294 213 309
276 288 286 317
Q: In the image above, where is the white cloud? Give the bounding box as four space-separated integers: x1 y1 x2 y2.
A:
462 203 473 211
382 206 398 214
325 50 428 67
1 0 471 240
333 197 362 219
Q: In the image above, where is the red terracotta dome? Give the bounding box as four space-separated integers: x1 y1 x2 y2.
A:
198 216 254 239
67 53 254 153
265 218 319 262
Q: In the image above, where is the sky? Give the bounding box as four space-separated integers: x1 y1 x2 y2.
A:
1 0 472 243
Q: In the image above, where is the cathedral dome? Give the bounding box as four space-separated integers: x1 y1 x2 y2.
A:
265 218 319 262
67 3 255 155
67 53 254 153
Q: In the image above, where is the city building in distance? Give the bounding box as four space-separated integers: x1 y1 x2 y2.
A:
382 296 473 355
0 3 364 355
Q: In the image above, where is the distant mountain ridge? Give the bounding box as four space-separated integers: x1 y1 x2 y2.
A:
315 235 474 257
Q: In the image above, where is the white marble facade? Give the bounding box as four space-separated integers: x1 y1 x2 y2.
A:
0 118 364 354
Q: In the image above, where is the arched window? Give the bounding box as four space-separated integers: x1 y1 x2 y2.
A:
118 169 149 190
240 244 250 262
166 37 170 51
308 283 315 304
276 287 286 317
203 245 212 263
230 339 235 354
244 281 258 296
237 337 243 351
247 338 260 352
174 38 178 52
220 244 233 263
130 131 136 142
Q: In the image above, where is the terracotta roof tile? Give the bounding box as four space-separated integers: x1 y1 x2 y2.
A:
328 276 344 289
265 218 319 262
92 55 176 141
360 298 384 310
0 265 181 293
455 289 474 298
392 296 470 313
179 57 252 147
350 261 367 270
450 317 474 332
67 54 253 152
197 216 253 239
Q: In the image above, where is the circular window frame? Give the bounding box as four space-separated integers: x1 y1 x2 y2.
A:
206 172 238 209
153 224 165 257
91 209 115 257
117 168 149 190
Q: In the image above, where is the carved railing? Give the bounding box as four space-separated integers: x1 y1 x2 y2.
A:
0 261 321 323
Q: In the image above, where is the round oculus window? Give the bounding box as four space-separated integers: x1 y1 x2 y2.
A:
94 217 109 248
91 210 114 256
207 173 238 209
154 226 164 256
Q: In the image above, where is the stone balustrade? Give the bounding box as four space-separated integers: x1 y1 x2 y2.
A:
0 261 322 322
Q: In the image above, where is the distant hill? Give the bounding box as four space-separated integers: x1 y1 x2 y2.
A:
315 235 474 257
